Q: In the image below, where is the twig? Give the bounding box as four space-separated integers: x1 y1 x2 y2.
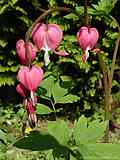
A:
36 7 47 12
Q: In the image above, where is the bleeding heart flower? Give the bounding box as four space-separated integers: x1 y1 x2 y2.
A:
26 100 35 114
16 83 27 98
17 65 43 92
16 39 37 65
25 100 37 127
77 26 99 63
32 23 68 66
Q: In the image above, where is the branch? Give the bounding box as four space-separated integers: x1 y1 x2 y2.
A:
110 27 120 86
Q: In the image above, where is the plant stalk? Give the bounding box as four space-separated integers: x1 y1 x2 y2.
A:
84 0 89 26
98 22 120 142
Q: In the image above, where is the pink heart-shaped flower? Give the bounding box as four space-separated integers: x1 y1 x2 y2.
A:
77 26 99 51
17 65 43 91
32 23 63 50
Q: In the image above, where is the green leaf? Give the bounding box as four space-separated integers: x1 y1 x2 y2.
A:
15 6 27 15
52 81 68 103
74 116 107 145
11 0 18 5
40 74 55 98
92 0 117 15
64 13 79 20
56 94 79 103
63 35 77 43
0 75 15 87
0 4 9 14
79 143 120 160
40 74 77 104
0 129 7 144
36 103 53 115
47 120 70 146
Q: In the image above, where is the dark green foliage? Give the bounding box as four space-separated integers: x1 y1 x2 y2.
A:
0 0 118 115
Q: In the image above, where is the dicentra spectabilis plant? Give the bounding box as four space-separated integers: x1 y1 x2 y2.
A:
77 26 99 63
15 5 100 132
14 0 120 144
32 23 68 66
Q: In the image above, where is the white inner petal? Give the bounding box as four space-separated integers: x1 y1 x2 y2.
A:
42 42 50 66
85 46 90 60
44 50 50 66
30 91 35 106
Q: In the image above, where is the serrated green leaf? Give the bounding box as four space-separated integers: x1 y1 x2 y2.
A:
92 0 117 15
0 75 15 87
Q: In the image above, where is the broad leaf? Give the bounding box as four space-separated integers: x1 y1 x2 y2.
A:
40 74 55 98
52 81 68 103
47 120 70 146
79 143 120 160
74 116 107 145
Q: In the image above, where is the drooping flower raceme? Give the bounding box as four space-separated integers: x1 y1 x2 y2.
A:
32 23 68 66
16 39 37 65
77 26 99 63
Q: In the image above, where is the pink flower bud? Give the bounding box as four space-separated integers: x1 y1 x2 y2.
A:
17 65 43 92
16 39 37 65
